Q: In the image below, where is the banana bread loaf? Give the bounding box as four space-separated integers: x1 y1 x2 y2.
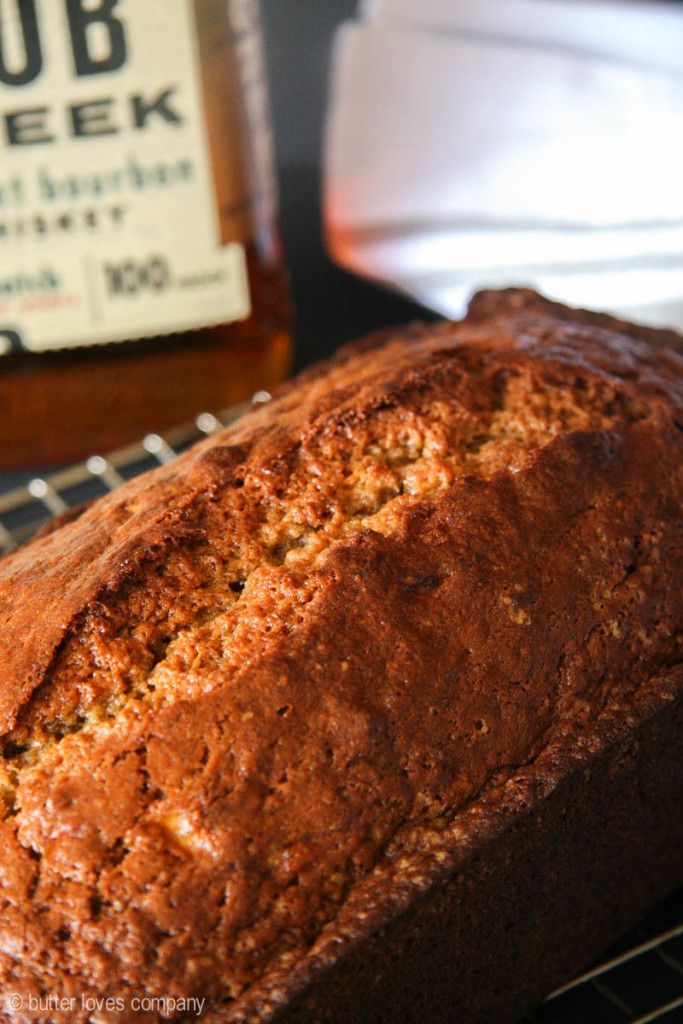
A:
0 289 681 1024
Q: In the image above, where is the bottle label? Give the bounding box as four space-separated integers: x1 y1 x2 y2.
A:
0 0 254 353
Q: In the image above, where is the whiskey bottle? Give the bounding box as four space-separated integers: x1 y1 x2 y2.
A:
0 0 291 468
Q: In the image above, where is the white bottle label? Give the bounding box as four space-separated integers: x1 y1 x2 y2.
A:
0 0 252 353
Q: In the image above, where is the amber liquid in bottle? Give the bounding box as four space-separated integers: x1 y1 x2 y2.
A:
0 245 291 468
0 0 291 468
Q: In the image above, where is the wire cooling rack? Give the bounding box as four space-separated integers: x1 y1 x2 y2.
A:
0 396 682 1023
0 392 272 555
529 885 683 1024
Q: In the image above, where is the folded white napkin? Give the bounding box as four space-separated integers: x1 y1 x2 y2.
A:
323 0 683 326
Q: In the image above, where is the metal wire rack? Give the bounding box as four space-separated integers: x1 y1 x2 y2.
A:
0 396 681 1023
0 391 272 555
530 885 683 1023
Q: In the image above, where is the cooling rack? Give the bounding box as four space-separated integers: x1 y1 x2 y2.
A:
0 391 272 555
528 885 683 1023
0 394 681 1023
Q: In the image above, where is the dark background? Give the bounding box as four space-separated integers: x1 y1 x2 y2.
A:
260 0 431 371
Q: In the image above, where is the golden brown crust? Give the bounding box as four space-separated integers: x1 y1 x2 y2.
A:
0 289 681 1022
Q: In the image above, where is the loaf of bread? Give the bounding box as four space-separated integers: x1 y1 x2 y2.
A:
0 289 681 1024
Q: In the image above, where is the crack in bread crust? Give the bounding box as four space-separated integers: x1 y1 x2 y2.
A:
0 361 655 779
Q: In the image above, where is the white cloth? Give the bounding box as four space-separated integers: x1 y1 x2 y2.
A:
323 0 683 326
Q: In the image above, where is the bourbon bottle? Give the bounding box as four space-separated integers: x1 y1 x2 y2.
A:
0 0 291 468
